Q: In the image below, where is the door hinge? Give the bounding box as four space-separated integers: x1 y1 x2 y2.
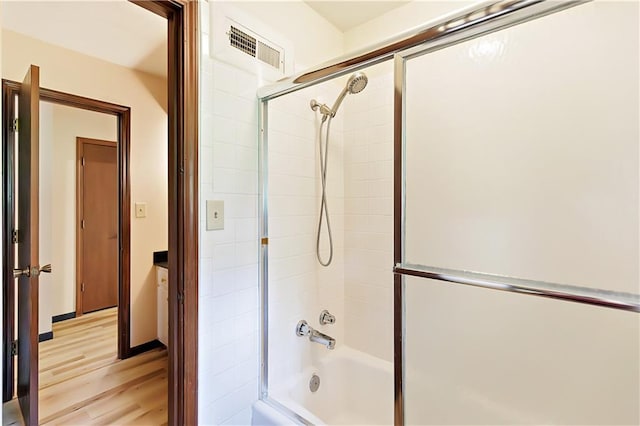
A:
81 283 85 292
81 157 85 166
11 118 18 133
11 340 17 356
12 229 19 244
177 291 184 303
81 220 85 229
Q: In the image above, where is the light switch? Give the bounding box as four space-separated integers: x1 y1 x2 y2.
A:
206 200 224 231
135 202 147 218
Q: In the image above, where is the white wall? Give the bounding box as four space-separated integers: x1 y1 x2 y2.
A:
217 1 344 71
344 1 473 52
39 103 114 334
46 104 116 321
39 102 54 335
198 1 344 423
2 29 168 346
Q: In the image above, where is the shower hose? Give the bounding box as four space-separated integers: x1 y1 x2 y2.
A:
316 115 333 267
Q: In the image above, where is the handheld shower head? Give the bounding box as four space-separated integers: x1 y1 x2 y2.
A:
311 72 368 267
329 72 368 117
346 72 368 94
309 72 368 119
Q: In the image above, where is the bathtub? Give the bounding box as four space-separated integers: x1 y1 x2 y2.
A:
252 347 393 425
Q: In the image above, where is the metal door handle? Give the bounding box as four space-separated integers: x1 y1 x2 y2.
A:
13 264 52 278
13 267 29 278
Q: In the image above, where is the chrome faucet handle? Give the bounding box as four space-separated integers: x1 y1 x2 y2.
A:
319 310 335 325
296 320 311 336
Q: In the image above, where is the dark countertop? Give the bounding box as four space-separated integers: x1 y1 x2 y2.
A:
153 250 168 269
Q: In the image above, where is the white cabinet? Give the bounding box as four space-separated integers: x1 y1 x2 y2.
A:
156 266 168 347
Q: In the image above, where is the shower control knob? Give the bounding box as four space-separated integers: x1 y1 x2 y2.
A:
319 310 336 325
296 320 311 336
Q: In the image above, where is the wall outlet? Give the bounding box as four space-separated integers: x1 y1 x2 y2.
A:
135 202 147 218
206 200 224 231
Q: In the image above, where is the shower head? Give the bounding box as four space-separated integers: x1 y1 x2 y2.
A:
329 72 368 117
310 72 369 119
346 72 368 94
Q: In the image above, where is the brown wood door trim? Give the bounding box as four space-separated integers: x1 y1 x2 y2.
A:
130 1 200 425
76 138 118 317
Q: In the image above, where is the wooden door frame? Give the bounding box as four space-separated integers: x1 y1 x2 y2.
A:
128 1 200 424
2 1 198 423
2 80 132 385
76 137 118 317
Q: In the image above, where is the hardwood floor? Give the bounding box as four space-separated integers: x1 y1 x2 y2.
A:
4 307 168 426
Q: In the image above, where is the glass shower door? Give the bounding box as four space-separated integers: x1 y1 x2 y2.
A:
399 1 639 424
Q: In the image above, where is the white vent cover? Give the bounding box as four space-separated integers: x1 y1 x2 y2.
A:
211 5 294 81
228 24 283 71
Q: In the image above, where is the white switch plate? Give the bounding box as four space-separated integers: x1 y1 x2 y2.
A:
135 202 147 218
206 200 224 231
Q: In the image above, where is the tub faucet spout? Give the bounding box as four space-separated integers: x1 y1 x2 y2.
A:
310 329 336 349
296 320 336 350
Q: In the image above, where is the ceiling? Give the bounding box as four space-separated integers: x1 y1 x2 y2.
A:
1 1 167 78
304 1 410 32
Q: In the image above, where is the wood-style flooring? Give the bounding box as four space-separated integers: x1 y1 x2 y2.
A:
4 307 168 426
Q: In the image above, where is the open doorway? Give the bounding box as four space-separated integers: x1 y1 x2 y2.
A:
1 1 198 424
2 77 165 423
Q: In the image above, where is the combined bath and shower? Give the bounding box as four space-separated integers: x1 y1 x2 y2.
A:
310 72 368 267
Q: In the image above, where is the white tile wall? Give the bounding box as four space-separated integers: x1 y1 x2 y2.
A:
266 85 347 398
199 40 395 426
198 0 345 422
199 2 261 423
264 65 399 408
342 64 395 362
199 0 399 421
258 63 399 414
